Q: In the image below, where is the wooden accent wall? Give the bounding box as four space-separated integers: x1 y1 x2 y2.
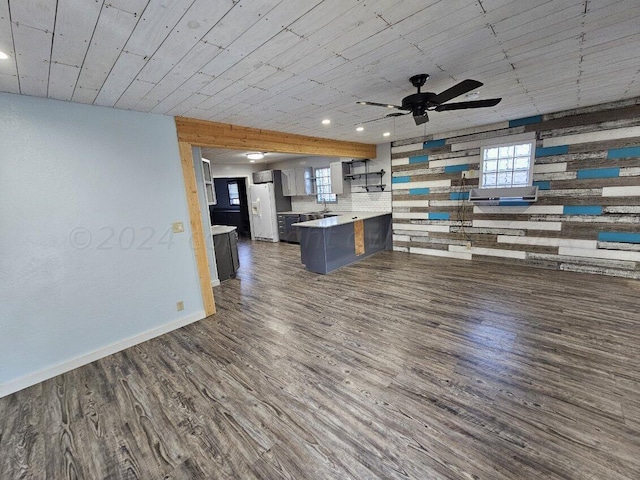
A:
390 97 640 279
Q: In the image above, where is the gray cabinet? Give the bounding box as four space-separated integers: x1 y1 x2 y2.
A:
281 167 315 196
213 229 240 282
330 161 346 194
277 213 301 243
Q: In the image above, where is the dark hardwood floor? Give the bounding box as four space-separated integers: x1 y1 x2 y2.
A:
1 240 639 479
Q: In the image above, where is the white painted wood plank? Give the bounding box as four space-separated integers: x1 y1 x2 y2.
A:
73 4 140 102
472 220 562 231
393 235 411 242
0 72 19 93
94 51 147 107
602 186 640 197
0 0 17 78
497 235 597 249
9 0 56 31
394 200 430 207
533 163 567 174
474 205 565 215
113 78 156 109
543 125 640 147
449 245 527 259
410 247 472 260
51 0 102 67
392 158 410 166
11 23 51 96
558 246 640 262
48 63 80 101
450 132 535 151
393 223 450 233
393 246 410 252
392 213 430 220
391 143 425 154
392 179 451 190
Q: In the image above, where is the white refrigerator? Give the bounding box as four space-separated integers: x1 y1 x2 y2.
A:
249 183 280 242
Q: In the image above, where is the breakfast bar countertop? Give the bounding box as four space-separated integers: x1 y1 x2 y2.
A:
292 211 390 229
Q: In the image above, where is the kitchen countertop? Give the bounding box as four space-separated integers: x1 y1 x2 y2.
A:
292 211 391 229
211 225 237 235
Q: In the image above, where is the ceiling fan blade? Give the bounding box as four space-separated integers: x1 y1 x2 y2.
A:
435 98 502 111
431 79 483 104
357 101 405 109
413 112 429 125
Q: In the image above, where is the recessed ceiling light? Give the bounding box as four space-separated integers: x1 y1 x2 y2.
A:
322 119 331 125
246 152 264 160
0 51 8 60
383 132 391 137
356 126 364 132
249 160 256 163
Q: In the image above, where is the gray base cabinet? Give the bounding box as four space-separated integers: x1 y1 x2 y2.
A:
213 229 240 282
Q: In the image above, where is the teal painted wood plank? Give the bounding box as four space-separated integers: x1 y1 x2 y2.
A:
509 115 542 127
409 188 430 195
499 201 534 206
450 192 468 200
444 164 469 173
533 181 551 190
563 205 603 215
423 139 446 149
409 155 429 164
393 176 411 183
598 232 640 243
607 146 640 159
576 167 620 179
536 145 569 157
429 212 450 220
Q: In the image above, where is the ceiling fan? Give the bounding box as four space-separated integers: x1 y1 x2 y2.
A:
357 74 502 126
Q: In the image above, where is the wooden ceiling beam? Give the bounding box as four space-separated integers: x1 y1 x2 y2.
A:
175 116 376 159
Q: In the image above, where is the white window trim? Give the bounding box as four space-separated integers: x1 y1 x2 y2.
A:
315 167 337 203
479 138 535 190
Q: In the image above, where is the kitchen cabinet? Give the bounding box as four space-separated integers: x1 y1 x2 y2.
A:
212 226 239 282
329 161 346 194
281 167 315 196
277 213 301 243
202 158 217 205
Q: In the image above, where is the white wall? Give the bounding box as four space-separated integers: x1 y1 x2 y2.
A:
268 144 392 212
0 93 203 396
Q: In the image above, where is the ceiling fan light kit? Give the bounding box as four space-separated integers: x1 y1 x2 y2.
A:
357 73 502 126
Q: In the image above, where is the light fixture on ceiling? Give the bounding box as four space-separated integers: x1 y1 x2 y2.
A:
356 126 364 132
322 119 331 125
0 51 9 60
246 152 264 160
383 132 391 137
249 160 256 163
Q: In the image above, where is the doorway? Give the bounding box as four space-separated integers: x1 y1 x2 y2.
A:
210 177 251 239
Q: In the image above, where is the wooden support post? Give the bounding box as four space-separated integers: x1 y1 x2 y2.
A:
178 141 216 316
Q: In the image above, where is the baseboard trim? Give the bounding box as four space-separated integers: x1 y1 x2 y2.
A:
0 310 206 399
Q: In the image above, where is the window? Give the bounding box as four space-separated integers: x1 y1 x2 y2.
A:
480 141 534 189
315 167 337 203
227 181 240 206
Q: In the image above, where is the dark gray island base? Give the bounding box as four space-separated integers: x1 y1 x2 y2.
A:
293 212 392 274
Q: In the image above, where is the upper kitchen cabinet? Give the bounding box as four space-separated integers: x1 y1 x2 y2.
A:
281 167 315 196
329 161 347 195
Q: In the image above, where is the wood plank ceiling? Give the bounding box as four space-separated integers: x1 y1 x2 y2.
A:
0 0 639 143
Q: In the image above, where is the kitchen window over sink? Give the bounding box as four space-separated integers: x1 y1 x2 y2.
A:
315 167 337 203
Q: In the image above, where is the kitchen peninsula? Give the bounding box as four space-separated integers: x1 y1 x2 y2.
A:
293 212 392 274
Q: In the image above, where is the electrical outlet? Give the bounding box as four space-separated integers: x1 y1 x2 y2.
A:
466 241 472 249
172 222 184 233
176 301 184 311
